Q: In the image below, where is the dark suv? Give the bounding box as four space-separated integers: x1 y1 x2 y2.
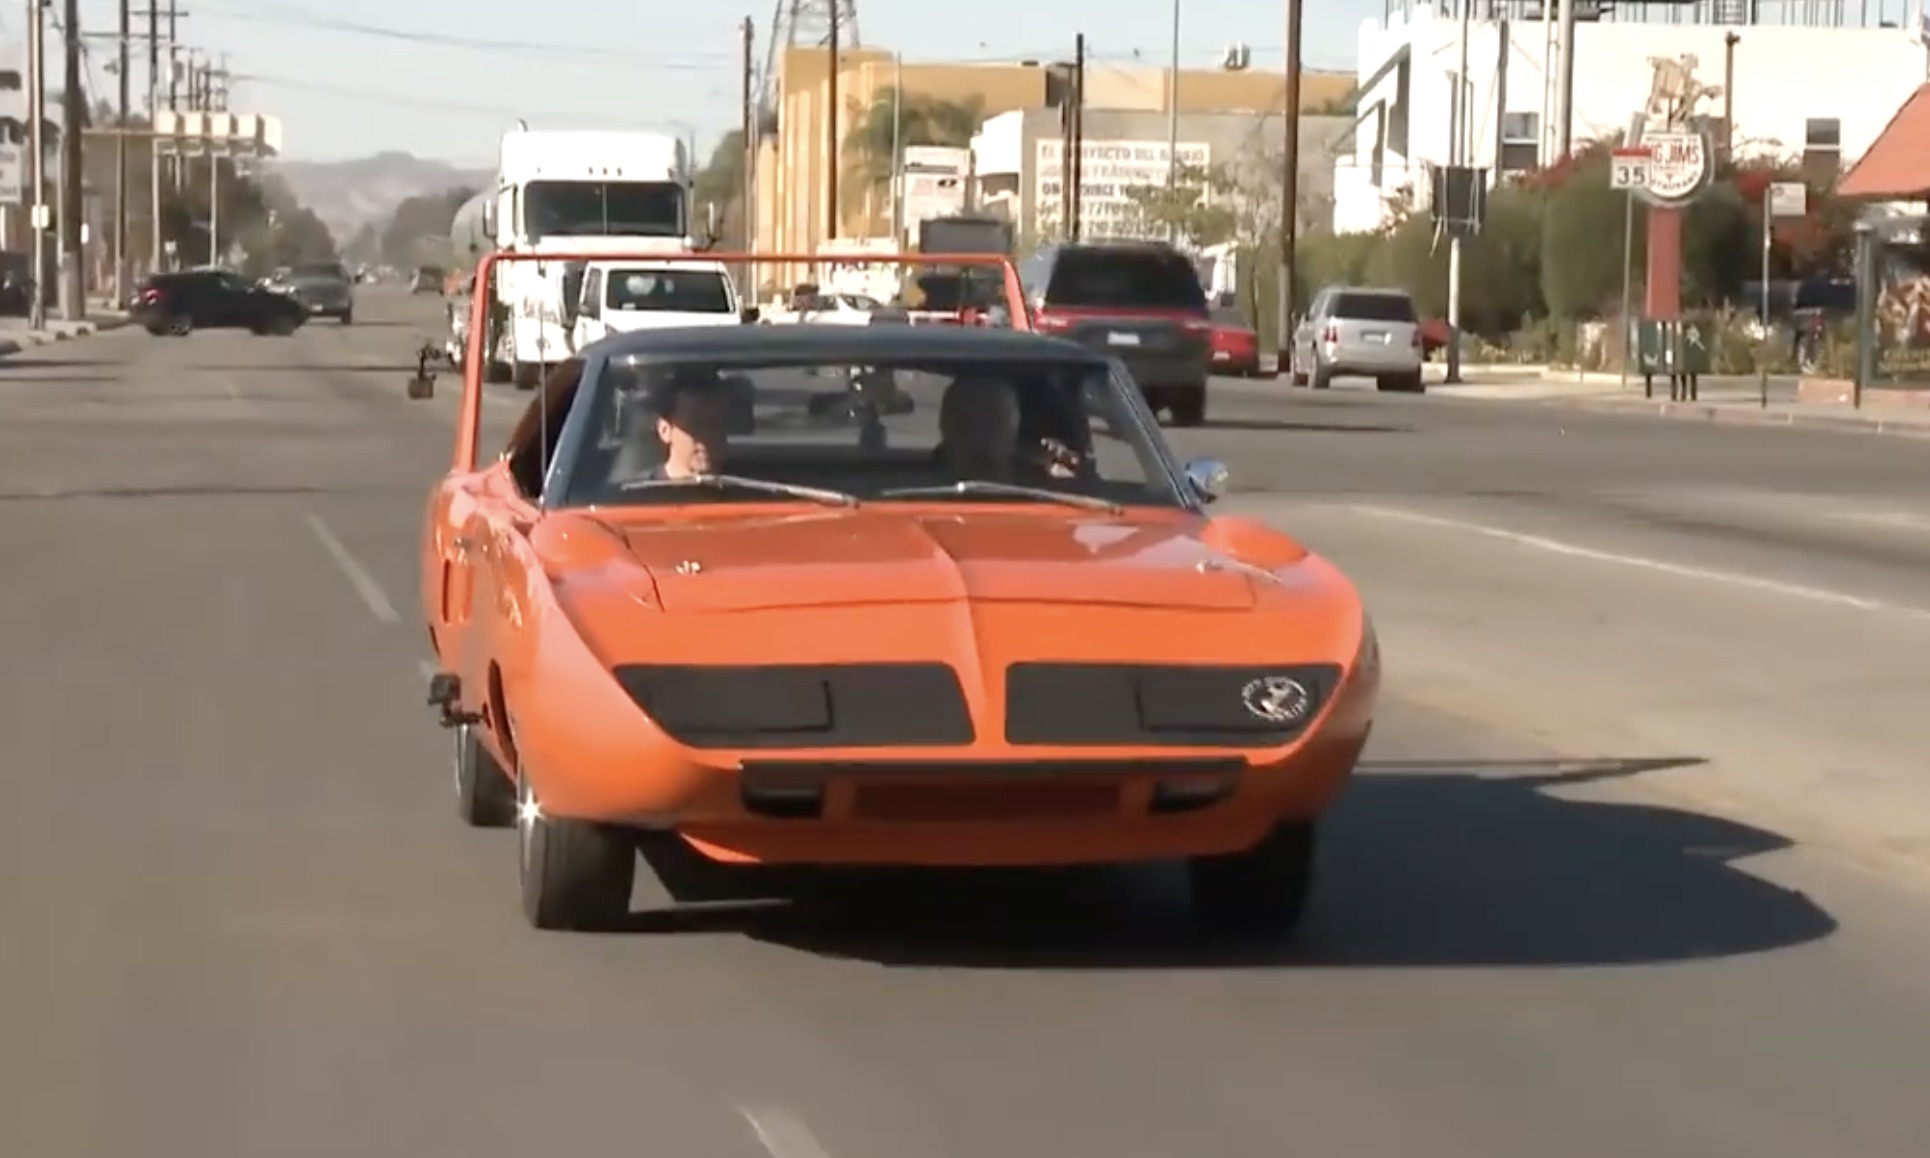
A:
1019 241 1211 425
133 269 307 336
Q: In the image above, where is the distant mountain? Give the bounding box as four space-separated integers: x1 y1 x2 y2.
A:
274 151 492 243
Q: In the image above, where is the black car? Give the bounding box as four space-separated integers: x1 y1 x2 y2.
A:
279 261 355 323
1017 240 1212 426
132 269 308 336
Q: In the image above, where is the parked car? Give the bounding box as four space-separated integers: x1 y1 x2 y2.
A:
411 266 445 294
131 268 307 336
1286 286 1426 392
1208 307 1262 377
1020 240 1213 425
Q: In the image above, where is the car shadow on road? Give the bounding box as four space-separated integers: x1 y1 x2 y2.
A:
1193 418 1414 434
614 754 1836 969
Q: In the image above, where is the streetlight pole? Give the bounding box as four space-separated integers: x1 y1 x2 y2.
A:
1444 0 1471 385
1165 0 1181 243
890 52 903 246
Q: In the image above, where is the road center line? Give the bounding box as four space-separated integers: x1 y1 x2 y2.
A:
304 512 400 623
1349 503 1930 622
1831 510 1930 533
739 1105 837 1158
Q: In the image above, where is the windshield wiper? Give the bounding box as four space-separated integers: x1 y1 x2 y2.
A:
877 480 1121 512
615 473 860 506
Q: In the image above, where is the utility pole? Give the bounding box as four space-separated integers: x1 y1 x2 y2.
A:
1276 0 1303 376
739 15 755 296
1068 34 1085 240
27 0 47 328
1444 0 1471 384
147 0 160 271
115 0 130 299
825 0 840 241
59 0 84 319
1556 0 1576 158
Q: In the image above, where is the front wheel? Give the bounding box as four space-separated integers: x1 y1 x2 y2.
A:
1167 386 1208 427
453 722 515 828
1187 820 1317 938
338 310 353 325
516 764 636 931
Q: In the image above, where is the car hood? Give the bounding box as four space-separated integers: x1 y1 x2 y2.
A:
557 510 1267 613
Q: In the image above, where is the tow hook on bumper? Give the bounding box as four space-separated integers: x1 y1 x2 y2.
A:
426 671 481 729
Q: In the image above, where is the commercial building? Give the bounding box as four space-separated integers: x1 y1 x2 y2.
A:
751 45 1354 255
1340 0 1929 232
970 108 1355 243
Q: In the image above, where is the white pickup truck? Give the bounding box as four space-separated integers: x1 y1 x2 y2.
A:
565 259 750 351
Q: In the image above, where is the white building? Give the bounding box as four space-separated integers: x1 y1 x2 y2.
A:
1340 0 1930 233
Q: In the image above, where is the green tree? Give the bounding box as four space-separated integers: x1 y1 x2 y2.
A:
1118 164 1236 247
840 88 982 217
378 188 477 269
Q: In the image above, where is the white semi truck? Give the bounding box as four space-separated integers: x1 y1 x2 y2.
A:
469 125 706 388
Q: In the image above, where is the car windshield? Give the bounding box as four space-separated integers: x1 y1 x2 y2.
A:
555 353 1184 510
605 268 733 313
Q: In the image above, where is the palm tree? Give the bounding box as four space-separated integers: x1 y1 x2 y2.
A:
841 88 983 225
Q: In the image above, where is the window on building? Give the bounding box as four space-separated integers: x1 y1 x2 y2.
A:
1803 117 1841 180
1500 111 1540 173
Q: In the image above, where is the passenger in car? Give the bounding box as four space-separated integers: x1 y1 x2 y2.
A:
936 376 1082 482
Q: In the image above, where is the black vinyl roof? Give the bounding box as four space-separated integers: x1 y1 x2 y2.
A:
581 323 1104 366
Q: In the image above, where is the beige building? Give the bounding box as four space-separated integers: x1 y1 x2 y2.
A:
752 45 1354 259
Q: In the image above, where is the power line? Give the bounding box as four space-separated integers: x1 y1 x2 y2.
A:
195 0 730 68
229 69 702 123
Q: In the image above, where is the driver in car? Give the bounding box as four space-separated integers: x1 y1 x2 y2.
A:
936 376 1082 482
642 370 733 480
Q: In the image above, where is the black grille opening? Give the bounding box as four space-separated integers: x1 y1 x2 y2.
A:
612 663 974 749
1006 663 1341 746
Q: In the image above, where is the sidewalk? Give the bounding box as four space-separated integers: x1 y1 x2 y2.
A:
1427 366 1930 440
0 306 133 358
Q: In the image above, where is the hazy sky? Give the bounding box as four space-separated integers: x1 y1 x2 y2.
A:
44 0 1383 162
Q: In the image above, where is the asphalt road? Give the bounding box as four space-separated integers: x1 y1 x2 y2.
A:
4 289 1929 1158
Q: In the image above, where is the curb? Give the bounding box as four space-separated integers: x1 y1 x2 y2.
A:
1560 397 1930 440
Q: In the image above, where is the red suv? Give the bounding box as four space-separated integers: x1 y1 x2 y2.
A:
1022 241 1212 426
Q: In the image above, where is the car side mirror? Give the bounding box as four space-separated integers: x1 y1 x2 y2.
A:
741 306 760 323
1182 457 1228 502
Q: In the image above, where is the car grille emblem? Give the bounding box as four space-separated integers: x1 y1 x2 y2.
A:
1239 675 1311 723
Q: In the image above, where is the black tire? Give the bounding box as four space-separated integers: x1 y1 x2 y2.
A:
144 323 168 337
1187 820 1317 937
166 315 193 337
485 359 513 385
516 764 635 931
259 313 297 336
512 362 544 391
1377 372 1425 393
339 310 353 325
1310 363 1334 390
1167 385 1208 427
453 721 516 828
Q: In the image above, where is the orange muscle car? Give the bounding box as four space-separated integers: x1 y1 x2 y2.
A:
411 250 1380 935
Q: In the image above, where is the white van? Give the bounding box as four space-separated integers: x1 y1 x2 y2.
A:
567 260 749 351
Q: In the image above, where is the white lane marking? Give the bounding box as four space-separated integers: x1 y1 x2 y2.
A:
740 1105 837 1158
1832 510 1930 533
304 512 400 623
1349 503 1930 622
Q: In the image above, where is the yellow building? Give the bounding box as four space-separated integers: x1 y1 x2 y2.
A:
752 45 1354 260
